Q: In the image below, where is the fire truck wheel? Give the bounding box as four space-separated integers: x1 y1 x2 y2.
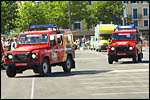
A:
133 52 139 63
38 59 49 76
6 66 16 77
96 49 98 52
108 56 113 64
63 56 72 73
99 49 101 52
33 67 39 73
115 59 118 62
138 54 142 62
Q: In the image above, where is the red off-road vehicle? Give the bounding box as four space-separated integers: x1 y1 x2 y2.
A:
4 25 75 77
107 25 143 64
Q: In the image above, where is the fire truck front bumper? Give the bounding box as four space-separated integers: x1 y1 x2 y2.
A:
4 62 41 68
108 52 136 58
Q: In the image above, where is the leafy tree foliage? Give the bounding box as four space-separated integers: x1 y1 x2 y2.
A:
16 1 48 32
89 1 123 26
1 1 18 34
1 1 123 33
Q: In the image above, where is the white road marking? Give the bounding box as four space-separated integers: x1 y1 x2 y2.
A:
92 92 149 96
31 77 35 99
143 52 149 54
80 81 148 84
86 85 149 89
109 69 149 73
77 76 148 81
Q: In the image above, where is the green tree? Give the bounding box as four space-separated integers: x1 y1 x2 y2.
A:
85 1 123 29
16 1 48 32
1 1 8 34
1 1 18 34
41 1 88 29
15 1 88 31
14 1 123 32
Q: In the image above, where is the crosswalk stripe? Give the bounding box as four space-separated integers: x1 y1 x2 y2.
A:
92 92 149 96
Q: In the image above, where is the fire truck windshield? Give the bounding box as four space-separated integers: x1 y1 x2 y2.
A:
100 34 112 40
19 34 48 44
112 33 135 41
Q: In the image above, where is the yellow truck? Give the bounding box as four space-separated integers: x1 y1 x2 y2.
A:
94 24 116 52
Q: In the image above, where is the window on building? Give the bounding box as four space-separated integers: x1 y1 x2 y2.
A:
88 1 92 6
134 21 138 27
143 8 148 16
144 20 149 27
141 1 149 4
123 1 128 4
131 1 139 4
74 22 81 30
133 8 138 19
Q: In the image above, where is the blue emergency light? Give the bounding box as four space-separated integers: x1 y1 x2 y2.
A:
29 24 57 29
116 25 136 30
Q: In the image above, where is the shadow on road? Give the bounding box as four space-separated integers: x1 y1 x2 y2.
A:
15 70 111 78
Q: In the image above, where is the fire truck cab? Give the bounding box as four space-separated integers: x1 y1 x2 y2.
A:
4 24 75 77
107 25 143 64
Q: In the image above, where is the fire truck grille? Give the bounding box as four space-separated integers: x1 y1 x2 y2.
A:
13 53 29 62
116 46 128 53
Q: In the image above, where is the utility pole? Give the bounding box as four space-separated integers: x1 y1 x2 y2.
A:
69 1 72 30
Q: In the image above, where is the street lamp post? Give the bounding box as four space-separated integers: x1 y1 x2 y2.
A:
69 1 72 30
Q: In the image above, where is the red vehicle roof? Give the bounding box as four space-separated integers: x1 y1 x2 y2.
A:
20 30 56 35
20 29 72 35
114 30 137 33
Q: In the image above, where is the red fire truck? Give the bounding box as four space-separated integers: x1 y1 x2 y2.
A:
4 25 75 77
107 25 143 64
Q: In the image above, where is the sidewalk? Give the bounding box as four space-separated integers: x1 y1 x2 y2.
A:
142 46 149 52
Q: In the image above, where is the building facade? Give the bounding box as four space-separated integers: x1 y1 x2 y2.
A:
123 1 149 38
73 1 149 39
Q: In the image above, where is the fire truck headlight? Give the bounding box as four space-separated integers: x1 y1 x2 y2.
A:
129 46 134 50
8 54 13 59
32 54 36 59
111 47 115 51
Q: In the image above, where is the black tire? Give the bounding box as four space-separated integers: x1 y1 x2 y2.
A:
133 52 139 63
33 67 39 73
108 55 113 64
62 56 72 73
115 59 118 62
99 49 101 52
96 49 98 52
6 66 16 77
138 54 142 62
38 59 50 76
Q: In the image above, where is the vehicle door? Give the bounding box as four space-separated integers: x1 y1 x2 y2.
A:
56 34 64 62
49 34 59 64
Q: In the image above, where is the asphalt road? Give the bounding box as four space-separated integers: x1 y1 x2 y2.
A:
1 47 149 99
